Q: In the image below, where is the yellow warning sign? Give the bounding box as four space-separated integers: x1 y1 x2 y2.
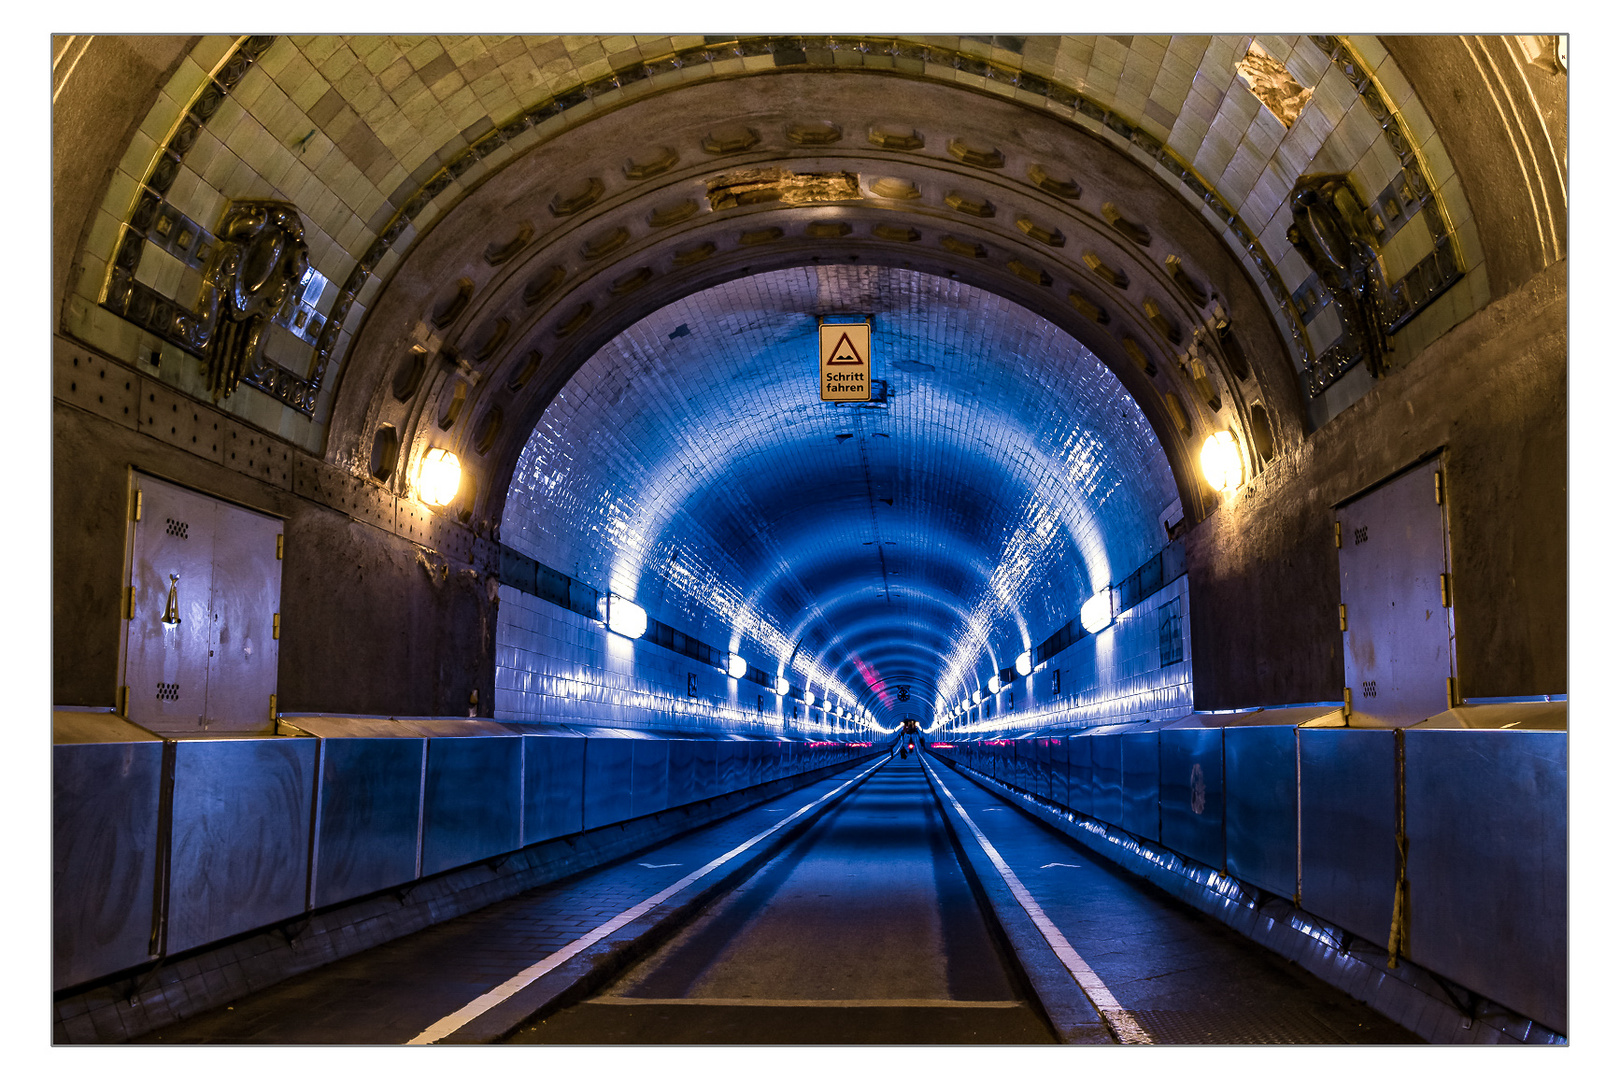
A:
819 320 871 402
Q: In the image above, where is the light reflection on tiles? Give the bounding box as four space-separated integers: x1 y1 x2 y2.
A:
498 265 1180 732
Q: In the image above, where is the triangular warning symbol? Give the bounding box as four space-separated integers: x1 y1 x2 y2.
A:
825 330 866 366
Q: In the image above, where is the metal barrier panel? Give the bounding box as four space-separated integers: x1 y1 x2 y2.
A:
1091 735 1123 826
717 742 744 792
1121 732 1160 841
53 740 165 989
693 741 720 800
1223 725 1298 899
1405 730 1567 1032
1066 735 1094 817
166 737 317 955
1159 728 1225 870
582 738 635 831
746 742 764 787
420 736 522 876
1299 728 1397 946
1034 739 1052 800
311 737 425 909
522 735 585 844
1049 738 1070 808
666 740 700 807
631 741 671 818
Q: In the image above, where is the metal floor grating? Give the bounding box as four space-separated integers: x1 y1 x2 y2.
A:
1132 1007 1376 1045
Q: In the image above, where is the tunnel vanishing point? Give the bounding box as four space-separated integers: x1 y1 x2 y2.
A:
51 33 1568 1045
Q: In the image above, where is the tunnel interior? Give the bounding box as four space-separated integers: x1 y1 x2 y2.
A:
48 32 1568 1045
496 264 1183 738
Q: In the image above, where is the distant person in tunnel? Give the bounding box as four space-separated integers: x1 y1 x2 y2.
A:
900 717 920 761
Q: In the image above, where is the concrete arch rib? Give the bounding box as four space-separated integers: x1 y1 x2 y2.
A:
334 64 1305 541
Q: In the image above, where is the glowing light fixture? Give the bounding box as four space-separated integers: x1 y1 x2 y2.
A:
605 594 648 639
418 448 462 506
775 676 790 696
1015 651 1033 677
988 675 1003 694
805 690 816 707
1200 430 1244 493
726 653 747 679
1081 590 1113 634
973 689 983 704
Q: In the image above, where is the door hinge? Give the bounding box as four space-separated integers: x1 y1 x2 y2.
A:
1338 603 1348 631
124 585 135 620
269 693 278 723
272 612 280 640
276 534 284 560
1334 521 1342 548
1434 471 1444 505
118 685 129 716
1342 687 1352 717
1440 573 1451 607
133 490 142 521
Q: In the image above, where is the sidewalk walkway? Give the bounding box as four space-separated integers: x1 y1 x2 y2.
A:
922 755 1419 1045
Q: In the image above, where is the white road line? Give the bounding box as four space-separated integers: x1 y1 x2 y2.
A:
638 862 681 869
923 758 1152 1045
406 757 887 1045
1040 863 1085 870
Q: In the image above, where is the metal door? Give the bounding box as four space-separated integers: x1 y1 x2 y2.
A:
205 497 283 727
123 474 282 732
1336 460 1455 723
124 479 218 731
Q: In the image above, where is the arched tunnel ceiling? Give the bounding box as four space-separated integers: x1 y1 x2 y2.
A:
336 59 1319 543
500 265 1178 719
65 33 1500 561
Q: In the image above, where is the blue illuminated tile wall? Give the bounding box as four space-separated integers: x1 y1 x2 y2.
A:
497 264 1183 732
948 575 1193 734
496 585 851 737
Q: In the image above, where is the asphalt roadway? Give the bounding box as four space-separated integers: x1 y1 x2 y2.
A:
509 749 1054 1044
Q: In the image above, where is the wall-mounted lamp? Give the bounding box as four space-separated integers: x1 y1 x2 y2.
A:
1081 590 1114 634
805 690 816 707
727 653 747 679
775 676 790 696
988 675 1002 694
605 594 648 639
973 689 983 704
418 447 462 506
1015 651 1032 677
1200 430 1244 493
